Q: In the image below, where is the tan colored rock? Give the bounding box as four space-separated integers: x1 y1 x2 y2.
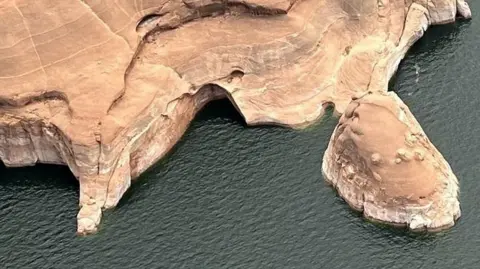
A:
322 92 460 231
0 0 471 234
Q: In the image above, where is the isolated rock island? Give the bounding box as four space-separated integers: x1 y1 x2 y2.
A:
0 0 471 234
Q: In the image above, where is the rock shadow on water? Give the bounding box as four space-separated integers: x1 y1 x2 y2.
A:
0 161 78 191
115 98 252 209
0 161 80 241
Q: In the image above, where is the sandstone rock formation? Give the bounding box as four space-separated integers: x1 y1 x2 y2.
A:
0 0 471 234
322 92 460 231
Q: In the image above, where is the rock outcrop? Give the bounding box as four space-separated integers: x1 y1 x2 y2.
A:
322 92 460 231
0 0 471 234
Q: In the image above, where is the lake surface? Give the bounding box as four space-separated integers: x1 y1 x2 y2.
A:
1 5 480 269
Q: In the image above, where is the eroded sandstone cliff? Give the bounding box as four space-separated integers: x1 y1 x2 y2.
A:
0 0 471 234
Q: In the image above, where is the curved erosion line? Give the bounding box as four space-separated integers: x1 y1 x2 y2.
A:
0 90 70 108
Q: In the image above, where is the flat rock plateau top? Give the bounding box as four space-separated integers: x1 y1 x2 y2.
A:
0 0 472 234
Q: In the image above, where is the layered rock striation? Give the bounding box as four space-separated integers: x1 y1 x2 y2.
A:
0 0 471 234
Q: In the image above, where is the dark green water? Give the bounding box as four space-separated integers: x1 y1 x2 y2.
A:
1 7 480 269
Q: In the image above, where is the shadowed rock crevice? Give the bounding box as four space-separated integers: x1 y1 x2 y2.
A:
135 0 292 37
136 14 166 32
0 91 70 108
